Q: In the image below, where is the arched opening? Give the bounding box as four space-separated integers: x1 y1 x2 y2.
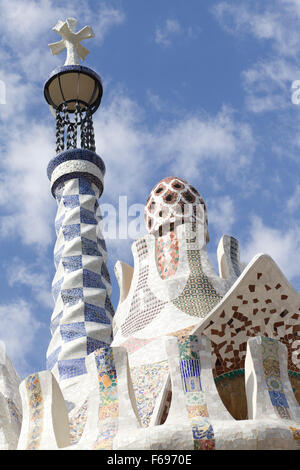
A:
214 355 248 420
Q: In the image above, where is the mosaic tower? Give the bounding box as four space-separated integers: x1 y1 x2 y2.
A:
0 16 299 452
44 18 114 382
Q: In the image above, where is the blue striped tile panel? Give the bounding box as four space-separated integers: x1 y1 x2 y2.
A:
50 312 63 335
83 269 107 289
180 359 202 393
57 358 87 380
60 322 86 342
82 237 103 257
62 255 82 273
84 303 111 324
62 223 81 241
87 338 108 355
61 288 84 306
62 194 80 209
46 346 61 370
80 207 97 225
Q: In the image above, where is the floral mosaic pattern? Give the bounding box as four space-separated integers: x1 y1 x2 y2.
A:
130 361 170 427
25 374 43 450
178 335 215 450
93 347 119 450
69 399 88 445
260 336 300 446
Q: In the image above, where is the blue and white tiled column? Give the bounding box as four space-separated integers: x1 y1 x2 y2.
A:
46 149 114 382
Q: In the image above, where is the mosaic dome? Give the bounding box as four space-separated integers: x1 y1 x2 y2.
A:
144 176 209 242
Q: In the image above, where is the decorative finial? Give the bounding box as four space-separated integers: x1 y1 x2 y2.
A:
48 17 95 65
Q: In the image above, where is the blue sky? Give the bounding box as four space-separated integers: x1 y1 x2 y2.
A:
0 0 299 378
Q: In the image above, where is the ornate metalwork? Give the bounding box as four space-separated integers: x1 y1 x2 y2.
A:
55 108 64 154
81 110 96 152
55 101 96 154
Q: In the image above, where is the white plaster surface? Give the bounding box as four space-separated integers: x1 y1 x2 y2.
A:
0 342 22 450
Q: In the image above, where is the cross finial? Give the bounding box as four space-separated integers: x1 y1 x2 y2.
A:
48 18 95 66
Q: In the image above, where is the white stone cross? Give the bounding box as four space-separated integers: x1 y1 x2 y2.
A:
49 18 95 66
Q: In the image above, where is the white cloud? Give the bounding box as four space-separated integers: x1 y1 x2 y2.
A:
287 184 300 213
187 25 202 40
281 0 300 22
0 300 42 376
0 69 38 121
0 1 126 249
0 0 124 46
146 90 165 112
242 216 300 281
207 195 236 235
157 106 254 180
85 2 125 44
0 0 66 79
0 0 61 44
7 258 53 309
96 91 255 202
0 82 254 252
242 58 297 113
0 120 56 248
0 1 256 255
0 0 125 81
155 18 182 47
95 89 154 204
154 18 201 48
213 1 300 113
212 1 297 53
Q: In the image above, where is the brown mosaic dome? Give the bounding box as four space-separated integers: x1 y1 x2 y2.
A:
144 176 209 242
